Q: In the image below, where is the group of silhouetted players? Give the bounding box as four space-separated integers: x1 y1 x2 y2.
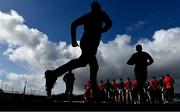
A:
83 74 175 104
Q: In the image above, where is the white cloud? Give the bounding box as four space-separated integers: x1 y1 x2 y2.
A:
0 10 180 95
0 10 81 95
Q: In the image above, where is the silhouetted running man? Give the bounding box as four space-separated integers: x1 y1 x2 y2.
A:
45 1 112 97
63 70 75 100
127 44 154 91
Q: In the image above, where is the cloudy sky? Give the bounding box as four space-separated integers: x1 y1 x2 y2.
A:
0 0 180 95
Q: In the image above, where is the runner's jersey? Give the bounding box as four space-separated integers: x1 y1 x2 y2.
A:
98 82 105 91
85 81 91 89
132 80 139 89
118 82 124 89
124 80 132 90
111 81 118 90
163 76 171 89
151 79 159 90
105 82 112 91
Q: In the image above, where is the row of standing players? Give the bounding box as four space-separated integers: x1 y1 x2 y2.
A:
83 74 175 104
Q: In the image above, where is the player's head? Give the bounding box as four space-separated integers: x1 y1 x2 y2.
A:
120 78 123 81
136 44 142 52
100 80 103 83
91 1 101 12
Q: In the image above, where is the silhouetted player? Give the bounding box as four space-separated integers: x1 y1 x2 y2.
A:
63 70 75 99
45 1 112 97
127 44 154 90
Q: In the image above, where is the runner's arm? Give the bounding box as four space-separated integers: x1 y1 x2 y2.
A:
101 11 112 32
71 15 85 47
